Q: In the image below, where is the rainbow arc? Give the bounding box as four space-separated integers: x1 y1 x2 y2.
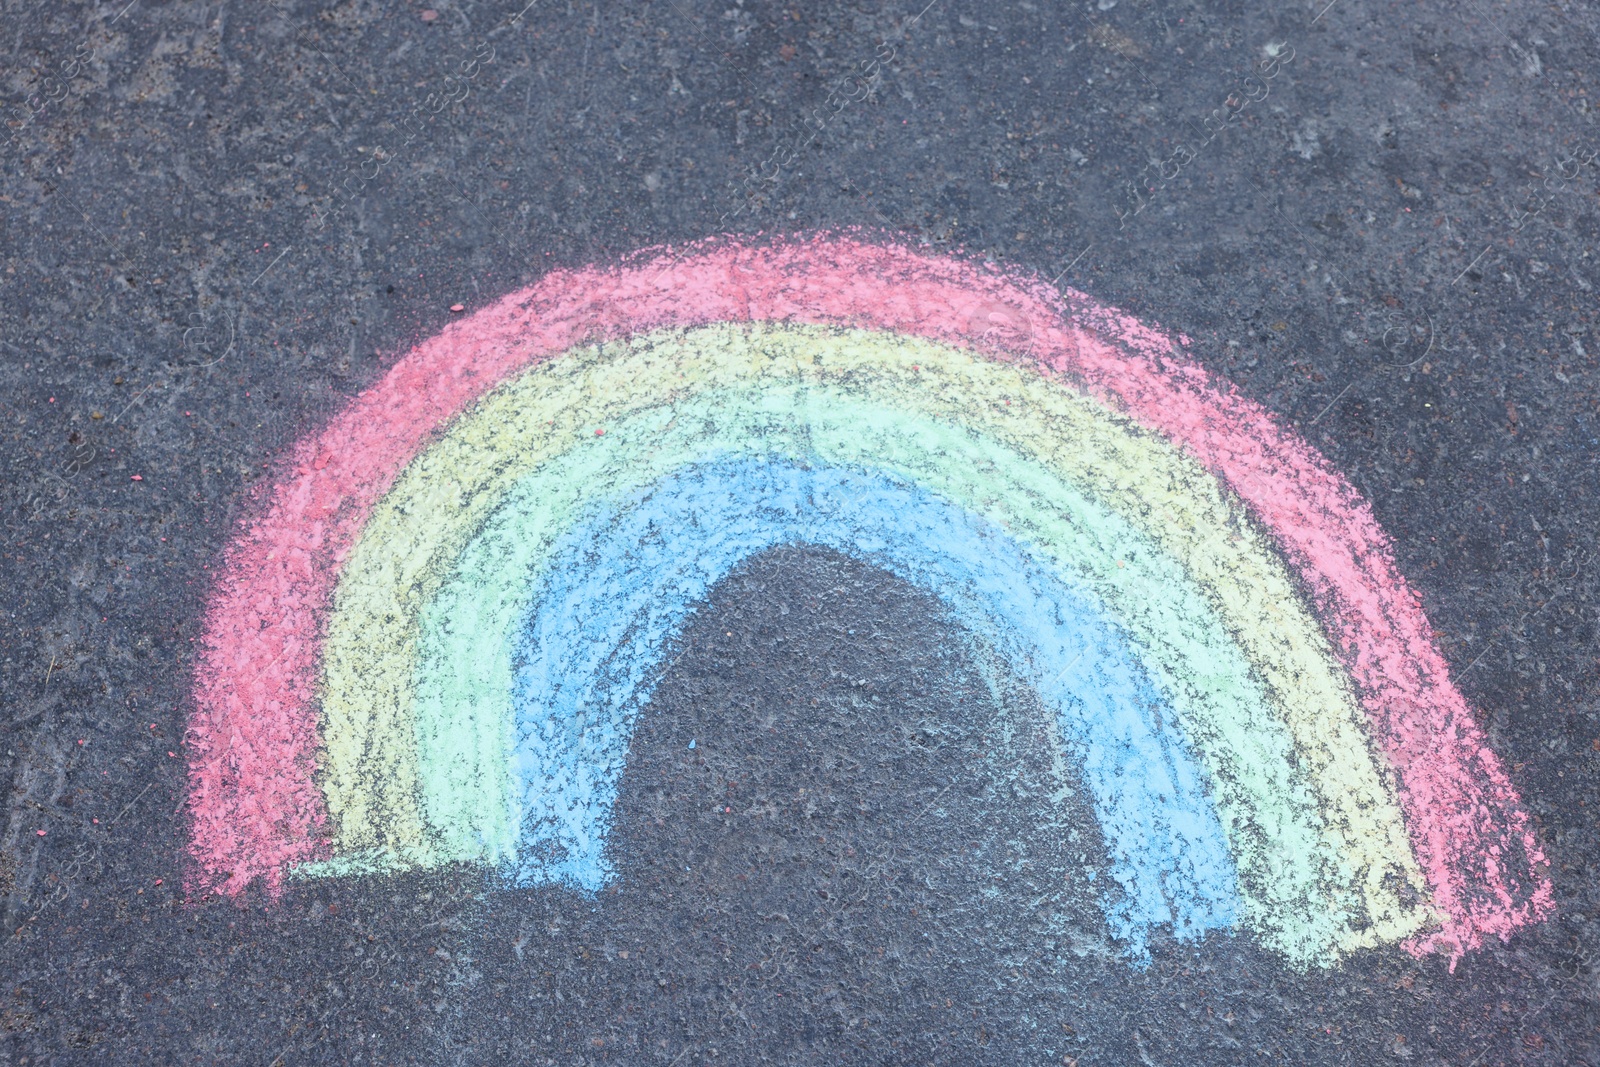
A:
187 236 1550 968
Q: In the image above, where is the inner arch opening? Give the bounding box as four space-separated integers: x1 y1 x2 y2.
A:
510 546 1116 1060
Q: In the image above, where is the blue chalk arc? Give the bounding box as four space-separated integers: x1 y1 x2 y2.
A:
498 458 1239 952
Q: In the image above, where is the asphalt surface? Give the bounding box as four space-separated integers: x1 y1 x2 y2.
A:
3 0 1600 1063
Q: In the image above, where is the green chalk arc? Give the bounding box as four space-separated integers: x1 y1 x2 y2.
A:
313 323 1431 965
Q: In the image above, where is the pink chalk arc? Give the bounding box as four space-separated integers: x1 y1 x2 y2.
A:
186 233 1550 963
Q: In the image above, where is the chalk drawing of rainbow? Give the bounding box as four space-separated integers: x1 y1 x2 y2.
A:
186 235 1550 968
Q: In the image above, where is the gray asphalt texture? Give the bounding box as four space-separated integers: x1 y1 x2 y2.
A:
2 0 1599 1063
